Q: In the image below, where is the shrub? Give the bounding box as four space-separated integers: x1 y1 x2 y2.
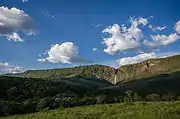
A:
95 95 107 104
146 93 161 101
36 97 51 111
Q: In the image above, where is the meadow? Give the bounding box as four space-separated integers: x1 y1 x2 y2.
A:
2 102 180 119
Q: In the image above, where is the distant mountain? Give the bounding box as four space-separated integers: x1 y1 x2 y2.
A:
10 55 180 83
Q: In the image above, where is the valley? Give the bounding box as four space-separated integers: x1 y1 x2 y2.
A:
1 55 180 118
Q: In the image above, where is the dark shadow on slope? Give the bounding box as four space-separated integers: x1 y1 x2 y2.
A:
0 75 113 101
53 75 112 90
96 71 180 97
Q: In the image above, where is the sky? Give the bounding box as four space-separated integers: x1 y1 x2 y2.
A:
0 0 180 74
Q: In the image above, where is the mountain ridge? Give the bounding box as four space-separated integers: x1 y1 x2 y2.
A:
6 55 180 83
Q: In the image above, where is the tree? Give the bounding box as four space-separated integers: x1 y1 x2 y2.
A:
36 97 50 111
146 93 161 101
6 87 18 100
162 92 177 101
23 99 37 113
123 95 130 103
133 92 142 101
95 95 107 104
125 90 134 102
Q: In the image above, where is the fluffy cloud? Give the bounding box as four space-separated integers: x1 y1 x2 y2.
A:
102 17 180 55
116 51 180 67
102 17 148 55
5 33 24 42
38 42 91 64
131 17 148 26
22 0 28 3
175 21 180 34
144 33 180 48
0 6 35 42
117 53 156 66
92 48 98 52
0 62 25 74
156 52 180 58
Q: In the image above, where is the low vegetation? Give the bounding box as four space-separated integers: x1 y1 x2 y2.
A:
2 102 180 119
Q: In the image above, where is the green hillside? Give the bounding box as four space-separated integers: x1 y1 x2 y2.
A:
2 102 180 119
1 69 180 116
1 55 180 117
117 55 180 82
11 55 180 83
14 65 115 82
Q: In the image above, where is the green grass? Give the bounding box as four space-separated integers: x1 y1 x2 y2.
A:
2 102 180 119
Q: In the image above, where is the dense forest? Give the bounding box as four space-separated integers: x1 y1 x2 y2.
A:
1 70 180 116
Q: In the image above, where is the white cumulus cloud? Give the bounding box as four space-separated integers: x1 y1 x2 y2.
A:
38 42 91 64
131 17 148 26
175 21 180 34
22 0 28 3
102 17 148 55
92 48 98 52
102 17 180 55
0 6 35 42
116 51 180 67
117 53 156 66
143 33 180 48
0 62 25 75
5 32 24 42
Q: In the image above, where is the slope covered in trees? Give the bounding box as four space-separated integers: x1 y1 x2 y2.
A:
1 68 180 116
1 55 180 116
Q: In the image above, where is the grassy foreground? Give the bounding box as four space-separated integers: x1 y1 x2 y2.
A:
1 102 180 119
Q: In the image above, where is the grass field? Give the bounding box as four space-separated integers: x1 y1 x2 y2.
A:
2 102 180 119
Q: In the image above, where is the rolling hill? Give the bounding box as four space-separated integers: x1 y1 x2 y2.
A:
9 55 180 83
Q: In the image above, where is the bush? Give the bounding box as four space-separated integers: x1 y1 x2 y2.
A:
162 92 177 101
146 93 161 101
133 92 142 101
81 96 96 105
0 101 25 116
95 95 107 104
36 97 51 111
23 99 37 113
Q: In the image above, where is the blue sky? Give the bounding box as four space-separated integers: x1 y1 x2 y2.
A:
0 0 180 73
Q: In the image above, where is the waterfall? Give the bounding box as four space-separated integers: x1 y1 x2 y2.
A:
114 75 117 84
113 68 118 84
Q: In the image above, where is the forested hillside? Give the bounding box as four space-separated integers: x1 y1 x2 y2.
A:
1 68 180 116
1 55 180 116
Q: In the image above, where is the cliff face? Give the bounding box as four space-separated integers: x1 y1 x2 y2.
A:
16 55 180 83
116 55 180 82
17 65 115 82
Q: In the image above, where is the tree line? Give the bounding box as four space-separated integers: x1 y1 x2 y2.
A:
0 76 180 116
